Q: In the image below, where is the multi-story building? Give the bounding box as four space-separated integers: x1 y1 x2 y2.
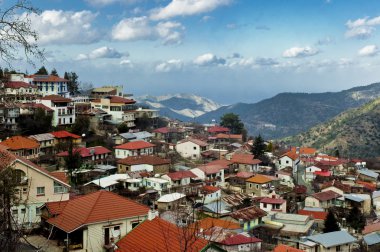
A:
2 81 39 102
38 95 75 126
28 74 69 97
0 136 40 160
0 103 20 131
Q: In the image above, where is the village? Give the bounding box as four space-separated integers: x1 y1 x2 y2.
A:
1 72 380 252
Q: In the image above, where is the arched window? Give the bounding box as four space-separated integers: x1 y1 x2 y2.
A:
13 169 27 184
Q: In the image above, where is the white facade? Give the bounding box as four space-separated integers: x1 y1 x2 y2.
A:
115 146 154 159
39 99 75 127
176 141 206 159
202 189 221 204
278 156 297 170
142 177 169 194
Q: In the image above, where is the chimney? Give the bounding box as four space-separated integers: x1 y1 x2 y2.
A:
148 209 159 220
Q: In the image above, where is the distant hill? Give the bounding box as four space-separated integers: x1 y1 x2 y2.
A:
135 93 221 121
282 97 380 158
196 83 380 139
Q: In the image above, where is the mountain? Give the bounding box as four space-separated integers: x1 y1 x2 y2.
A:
135 93 222 121
282 97 380 158
196 83 380 139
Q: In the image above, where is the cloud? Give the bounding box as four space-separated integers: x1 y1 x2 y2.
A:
255 25 270 31
150 0 230 20
76 46 126 60
111 16 184 45
85 0 138 6
345 16 380 39
201 15 213 22
358 45 379 57
194 53 226 66
282 46 319 58
120 59 133 67
155 59 183 72
26 10 99 45
316 36 333 45
254 57 279 66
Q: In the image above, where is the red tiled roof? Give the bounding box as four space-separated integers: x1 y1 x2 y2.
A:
290 146 317 155
153 127 177 134
236 171 255 178
201 185 221 194
0 136 39 150
4 81 37 89
363 222 380 235
21 103 54 112
206 159 233 168
230 206 267 221
298 209 328 220
45 201 69 216
215 133 242 140
260 197 286 204
41 95 72 102
108 96 135 104
0 145 17 171
314 171 332 177
356 180 376 192
47 191 149 233
29 74 68 82
311 190 341 201
208 126 230 133
321 180 351 193
49 171 69 184
246 174 273 184
51 131 81 139
193 217 240 230
219 234 261 245
231 153 262 165
273 244 304 252
56 146 111 158
198 164 223 174
166 170 197 181
116 217 208 252
114 140 155 150
117 155 169 165
280 151 299 161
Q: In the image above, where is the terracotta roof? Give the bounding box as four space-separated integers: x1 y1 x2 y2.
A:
108 95 135 104
166 170 197 181
236 171 255 178
230 205 267 221
116 217 208 252
198 164 223 174
44 201 69 216
47 191 149 233
194 217 240 230
215 133 242 140
231 153 262 165
208 126 230 133
260 197 286 204
57 146 111 158
280 151 299 161
201 185 221 194
363 222 380 235
311 190 341 201
321 180 351 193
298 209 328 220
29 74 68 82
206 159 233 168
178 138 208 147
21 103 54 112
273 244 304 252
219 234 261 245
51 131 81 139
49 171 69 184
115 140 155 150
4 81 37 89
153 127 180 134
314 171 332 177
117 155 169 165
0 136 39 150
290 146 317 155
0 145 17 171
246 174 273 184
40 95 72 102
356 180 376 192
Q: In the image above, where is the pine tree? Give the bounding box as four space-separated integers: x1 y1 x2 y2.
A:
50 68 58 76
64 71 79 95
323 209 340 233
220 113 244 134
35 66 48 75
252 134 266 158
347 206 365 232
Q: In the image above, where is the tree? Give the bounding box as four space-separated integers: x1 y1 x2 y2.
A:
64 71 79 95
117 123 130 133
323 209 340 233
252 135 266 158
50 68 58 76
0 0 44 67
334 149 340 158
64 141 83 186
35 66 48 75
266 142 273 152
71 115 90 135
18 108 52 135
220 113 244 134
346 206 365 232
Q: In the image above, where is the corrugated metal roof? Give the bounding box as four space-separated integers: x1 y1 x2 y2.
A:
364 232 380 246
359 169 379 178
307 231 357 248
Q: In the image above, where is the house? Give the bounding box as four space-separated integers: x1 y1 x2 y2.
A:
3 81 39 102
0 136 40 160
45 191 149 251
229 206 267 231
337 193 372 214
29 74 69 96
142 177 170 194
298 208 328 231
207 125 230 135
91 85 123 98
50 130 82 146
114 140 155 159
176 138 209 160
57 146 111 165
29 133 55 155
304 190 341 210
358 169 379 182
202 200 231 217
230 153 262 173
300 230 357 252
321 180 352 195
278 151 299 170
363 232 380 252
273 244 304 252
161 170 197 187
245 174 274 196
373 191 380 217
0 103 20 131
199 185 222 204
116 217 208 252
217 234 262 252
259 197 287 213
191 164 225 186
276 170 294 188
153 127 185 144
156 192 187 211
38 95 75 126
117 155 170 174
90 95 136 126
0 147 70 228
83 174 130 192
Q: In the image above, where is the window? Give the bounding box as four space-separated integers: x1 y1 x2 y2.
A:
286 160 289 164
256 185 259 189
263 203 267 208
36 207 41 215
37 186 45 196
193 146 197 150
54 182 67 194
21 208 26 214
336 245 341 252
131 222 140 229
12 209 18 215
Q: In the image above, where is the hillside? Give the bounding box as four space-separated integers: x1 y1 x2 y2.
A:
282 98 380 158
196 83 380 139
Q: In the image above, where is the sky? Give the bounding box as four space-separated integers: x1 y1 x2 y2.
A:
6 0 380 104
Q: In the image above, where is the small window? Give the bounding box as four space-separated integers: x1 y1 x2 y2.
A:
37 186 45 196
36 208 41 215
286 160 289 164
21 208 26 214
256 185 259 189
12 209 18 215
263 203 267 208
131 222 140 229
193 146 197 150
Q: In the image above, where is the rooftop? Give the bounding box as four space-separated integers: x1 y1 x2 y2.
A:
117 155 170 165
0 136 39 150
230 205 267 221
41 95 72 102
157 192 186 203
307 230 357 248
311 190 341 201
166 170 197 180
114 140 155 150
50 131 81 139
194 217 240 230
57 146 111 158
231 153 262 165
219 234 261 245
246 174 273 184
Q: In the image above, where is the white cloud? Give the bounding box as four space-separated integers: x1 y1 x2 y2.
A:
150 0 230 20
254 57 279 66
85 0 138 6
201 15 213 22
345 16 380 39
155 59 183 72
282 46 319 58
111 16 184 45
194 53 226 66
76 46 126 60
120 59 133 67
358 45 379 57
26 10 99 45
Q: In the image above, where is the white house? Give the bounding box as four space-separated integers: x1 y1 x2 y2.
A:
191 165 225 186
29 74 69 97
259 197 287 213
278 151 299 171
176 138 209 159
83 174 130 191
161 170 197 187
199 185 222 204
275 170 294 188
114 140 155 159
142 177 169 194
156 192 187 211
305 165 322 182
38 95 75 126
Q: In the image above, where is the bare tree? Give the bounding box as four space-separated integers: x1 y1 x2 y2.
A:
0 0 44 67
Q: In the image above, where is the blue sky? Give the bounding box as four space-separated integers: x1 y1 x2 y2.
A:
8 0 380 104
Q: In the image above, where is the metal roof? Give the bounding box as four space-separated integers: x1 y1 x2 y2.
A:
157 193 186 203
359 169 379 179
307 231 357 248
364 232 380 246
29 133 55 142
